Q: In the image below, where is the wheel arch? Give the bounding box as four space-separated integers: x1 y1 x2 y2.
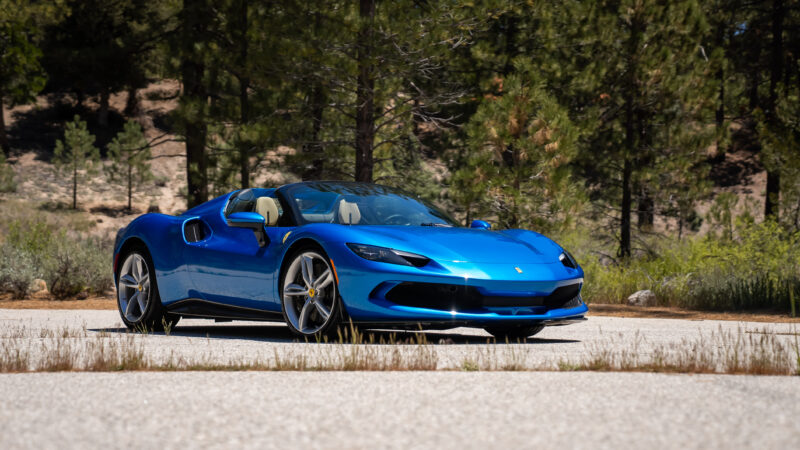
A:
115 236 149 282
279 237 349 317
281 238 328 273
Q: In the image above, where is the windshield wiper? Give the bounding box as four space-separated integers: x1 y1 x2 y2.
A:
420 222 453 227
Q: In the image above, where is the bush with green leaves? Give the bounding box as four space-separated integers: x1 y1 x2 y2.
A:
43 235 110 299
564 220 800 312
0 245 39 298
0 219 110 299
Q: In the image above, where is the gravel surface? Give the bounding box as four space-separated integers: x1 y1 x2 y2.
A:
1 371 799 449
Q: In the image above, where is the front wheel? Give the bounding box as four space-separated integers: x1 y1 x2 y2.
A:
116 248 178 331
484 324 544 341
280 247 343 338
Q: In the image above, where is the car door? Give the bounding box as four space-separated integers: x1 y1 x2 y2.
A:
182 199 291 312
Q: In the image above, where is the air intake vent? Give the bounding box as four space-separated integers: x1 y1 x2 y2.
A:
184 219 207 243
384 282 582 311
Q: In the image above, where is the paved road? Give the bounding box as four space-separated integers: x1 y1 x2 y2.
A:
1 371 799 449
1 309 799 449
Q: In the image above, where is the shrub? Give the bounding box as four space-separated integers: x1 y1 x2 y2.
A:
0 246 40 298
43 236 111 299
558 220 800 312
0 218 111 299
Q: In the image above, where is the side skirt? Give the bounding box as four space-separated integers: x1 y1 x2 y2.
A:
166 298 285 322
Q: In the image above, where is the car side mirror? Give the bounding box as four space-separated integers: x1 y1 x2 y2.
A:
470 219 491 230
227 212 268 247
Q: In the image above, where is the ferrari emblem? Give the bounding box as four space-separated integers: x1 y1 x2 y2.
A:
138 285 143 291
308 288 316 298
515 267 523 274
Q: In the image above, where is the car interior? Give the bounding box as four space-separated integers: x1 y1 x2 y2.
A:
224 188 286 226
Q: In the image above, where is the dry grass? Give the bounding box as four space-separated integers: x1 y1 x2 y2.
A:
1 322 798 375
558 327 800 376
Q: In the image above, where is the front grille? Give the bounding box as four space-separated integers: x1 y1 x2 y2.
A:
384 282 582 311
385 283 483 310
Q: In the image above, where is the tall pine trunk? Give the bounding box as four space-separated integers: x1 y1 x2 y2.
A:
620 158 632 259
620 17 641 259
125 86 139 116
239 0 250 189
715 26 725 142
98 88 110 127
127 164 132 211
0 92 8 155
355 0 375 182
181 0 209 208
764 0 784 220
72 164 78 210
301 84 326 180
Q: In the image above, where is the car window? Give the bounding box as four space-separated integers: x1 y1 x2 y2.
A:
285 182 458 226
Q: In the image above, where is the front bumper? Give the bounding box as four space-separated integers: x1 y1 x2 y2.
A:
330 244 587 326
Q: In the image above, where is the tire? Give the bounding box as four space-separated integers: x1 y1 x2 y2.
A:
115 246 179 332
484 324 545 341
279 245 344 338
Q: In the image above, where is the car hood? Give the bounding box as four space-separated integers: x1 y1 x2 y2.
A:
332 226 564 264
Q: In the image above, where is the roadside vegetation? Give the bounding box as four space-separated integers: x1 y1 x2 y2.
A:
1 323 797 375
0 200 110 299
562 219 800 313
1 197 799 315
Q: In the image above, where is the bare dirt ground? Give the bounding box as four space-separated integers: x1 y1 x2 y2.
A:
589 303 800 323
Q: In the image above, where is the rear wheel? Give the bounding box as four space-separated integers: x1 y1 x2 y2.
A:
484 324 544 340
280 247 343 338
116 248 178 331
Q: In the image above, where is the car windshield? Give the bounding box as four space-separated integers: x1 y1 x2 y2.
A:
282 182 459 227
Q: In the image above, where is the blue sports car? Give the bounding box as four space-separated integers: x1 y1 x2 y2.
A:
113 181 586 339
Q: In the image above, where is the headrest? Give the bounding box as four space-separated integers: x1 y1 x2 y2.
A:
255 197 279 226
338 200 361 224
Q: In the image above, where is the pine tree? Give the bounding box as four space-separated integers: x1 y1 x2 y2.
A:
538 0 717 257
283 0 480 185
41 0 166 126
0 0 61 154
455 65 579 230
176 0 213 208
53 115 100 209
106 120 152 211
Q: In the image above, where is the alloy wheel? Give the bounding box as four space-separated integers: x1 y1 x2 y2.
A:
117 253 151 322
282 251 337 335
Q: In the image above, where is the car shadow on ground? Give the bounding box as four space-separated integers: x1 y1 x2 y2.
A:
89 324 580 345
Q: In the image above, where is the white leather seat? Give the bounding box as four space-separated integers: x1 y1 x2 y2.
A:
338 200 361 224
255 197 280 226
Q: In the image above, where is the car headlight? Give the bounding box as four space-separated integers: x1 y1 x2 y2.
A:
559 250 578 269
346 243 430 267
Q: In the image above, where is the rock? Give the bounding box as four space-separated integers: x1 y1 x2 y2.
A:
627 289 657 307
31 279 47 293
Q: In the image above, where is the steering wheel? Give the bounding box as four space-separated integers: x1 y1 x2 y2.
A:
382 214 411 226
